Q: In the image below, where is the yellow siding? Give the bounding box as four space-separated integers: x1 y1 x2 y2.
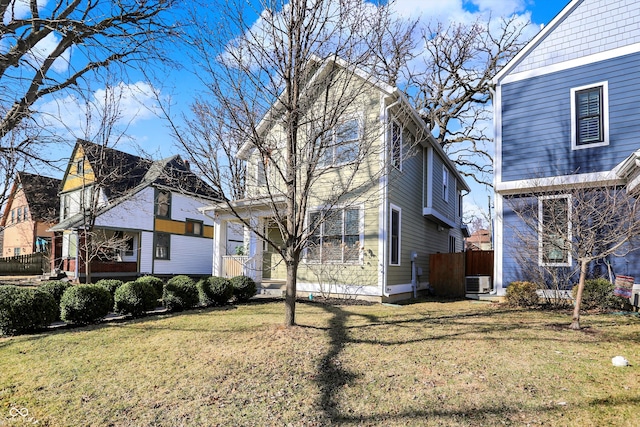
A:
62 145 96 192
155 218 214 239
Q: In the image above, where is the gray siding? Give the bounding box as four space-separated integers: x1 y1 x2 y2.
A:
501 51 640 182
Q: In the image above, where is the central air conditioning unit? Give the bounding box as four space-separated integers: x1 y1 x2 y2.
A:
465 276 491 293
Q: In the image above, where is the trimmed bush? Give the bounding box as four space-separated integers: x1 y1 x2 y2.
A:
163 275 199 312
230 275 257 302
39 280 73 320
60 285 112 325
197 276 233 306
505 281 539 307
135 276 164 301
0 286 58 335
573 278 617 310
96 279 124 298
114 280 158 317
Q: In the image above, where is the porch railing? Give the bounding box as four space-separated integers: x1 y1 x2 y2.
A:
222 255 249 278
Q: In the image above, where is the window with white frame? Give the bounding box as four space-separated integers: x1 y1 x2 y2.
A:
307 207 361 263
315 117 360 168
390 205 401 266
539 195 571 266
391 120 402 170
571 81 609 149
442 167 449 202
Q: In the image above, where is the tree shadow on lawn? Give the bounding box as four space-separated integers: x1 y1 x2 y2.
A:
299 301 640 425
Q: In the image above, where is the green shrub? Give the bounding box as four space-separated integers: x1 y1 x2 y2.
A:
135 276 164 300
114 281 158 317
163 275 199 312
506 281 539 307
197 276 233 306
95 279 124 298
230 275 257 302
39 280 72 320
573 278 616 310
0 286 58 335
60 285 112 325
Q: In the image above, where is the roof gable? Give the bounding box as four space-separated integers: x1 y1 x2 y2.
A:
1 171 61 226
495 0 640 83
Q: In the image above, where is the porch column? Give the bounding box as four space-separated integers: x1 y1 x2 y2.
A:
244 217 264 284
212 217 227 277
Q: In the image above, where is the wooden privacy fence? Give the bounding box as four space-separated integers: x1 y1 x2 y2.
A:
0 252 50 275
429 251 494 297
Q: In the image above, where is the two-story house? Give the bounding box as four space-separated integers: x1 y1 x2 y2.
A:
493 0 640 294
50 140 220 282
201 56 470 302
1 171 61 257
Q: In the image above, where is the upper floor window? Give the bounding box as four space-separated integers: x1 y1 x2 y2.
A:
307 207 361 263
155 189 171 218
391 121 402 170
539 195 571 267
317 118 360 168
442 167 449 202
571 82 609 150
185 219 203 236
75 158 84 176
458 192 463 218
257 156 268 186
10 209 14 224
62 195 70 219
17 207 22 222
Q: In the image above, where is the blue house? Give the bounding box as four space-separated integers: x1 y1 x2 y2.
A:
493 0 640 294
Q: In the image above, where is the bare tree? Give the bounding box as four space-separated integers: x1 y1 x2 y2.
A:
507 184 640 329
409 16 531 187
170 0 418 326
0 0 175 208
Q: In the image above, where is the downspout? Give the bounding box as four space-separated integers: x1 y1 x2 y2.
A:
381 97 401 297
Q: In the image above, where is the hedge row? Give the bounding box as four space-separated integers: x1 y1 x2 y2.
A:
0 275 257 336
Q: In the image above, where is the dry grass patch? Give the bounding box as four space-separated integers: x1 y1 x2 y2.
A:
0 300 639 426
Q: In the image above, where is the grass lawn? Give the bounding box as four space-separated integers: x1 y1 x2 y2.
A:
1 299 639 426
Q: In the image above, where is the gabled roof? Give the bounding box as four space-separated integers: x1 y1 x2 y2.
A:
1 171 61 226
493 0 580 84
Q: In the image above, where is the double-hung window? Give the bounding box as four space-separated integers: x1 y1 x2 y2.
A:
315 117 361 167
155 189 171 218
391 120 402 170
155 232 170 260
390 205 401 266
307 207 361 263
571 82 609 149
539 195 571 266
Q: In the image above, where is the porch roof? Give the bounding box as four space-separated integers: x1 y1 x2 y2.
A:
199 195 286 221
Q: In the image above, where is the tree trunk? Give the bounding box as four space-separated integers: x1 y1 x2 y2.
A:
570 259 588 330
284 260 298 327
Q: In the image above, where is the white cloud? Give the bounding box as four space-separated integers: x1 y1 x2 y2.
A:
27 32 71 74
37 81 162 140
2 0 48 24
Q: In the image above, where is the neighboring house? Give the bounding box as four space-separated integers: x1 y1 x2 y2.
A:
466 229 492 251
202 57 470 302
50 140 219 282
493 0 640 294
1 171 61 257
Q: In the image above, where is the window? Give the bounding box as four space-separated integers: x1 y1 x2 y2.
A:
185 219 203 236
23 206 28 221
315 118 360 167
458 192 463 218
75 158 84 176
442 167 449 202
449 235 457 253
539 195 571 266
14 247 20 256
114 231 134 257
154 232 170 260
390 205 401 265
155 189 171 218
307 207 361 263
391 120 402 169
16 207 22 222
571 82 609 149
10 209 14 224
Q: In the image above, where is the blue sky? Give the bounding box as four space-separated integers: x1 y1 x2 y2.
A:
33 0 571 218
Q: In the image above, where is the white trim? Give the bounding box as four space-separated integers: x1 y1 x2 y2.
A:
493 194 504 294
495 170 623 195
422 207 457 229
426 146 434 208
493 85 502 186
499 42 640 85
538 194 572 268
442 166 449 203
389 203 401 267
570 81 609 150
